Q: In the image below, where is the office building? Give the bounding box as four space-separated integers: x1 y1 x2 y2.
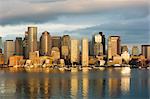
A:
71 39 80 64
61 35 71 59
51 47 60 61
82 38 89 66
121 45 128 53
0 37 2 49
142 45 150 60
23 31 29 59
92 32 105 56
132 46 139 56
108 36 121 60
40 31 52 56
15 37 23 56
0 53 4 65
4 40 15 64
27 27 38 53
52 36 61 49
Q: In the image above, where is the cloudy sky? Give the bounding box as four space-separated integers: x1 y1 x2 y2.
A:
0 0 150 44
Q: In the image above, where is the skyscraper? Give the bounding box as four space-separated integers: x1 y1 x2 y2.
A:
71 39 80 64
23 31 29 59
0 37 2 49
121 45 128 53
52 36 61 49
132 46 139 56
142 45 150 60
4 40 15 64
92 32 105 56
108 36 121 60
82 38 89 66
27 27 38 53
61 35 71 59
40 31 51 56
15 37 23 56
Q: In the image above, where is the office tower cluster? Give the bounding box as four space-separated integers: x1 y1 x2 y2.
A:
0 26 150 67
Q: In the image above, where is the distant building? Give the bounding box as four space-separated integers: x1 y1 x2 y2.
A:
121 51 130 64
121 45 128 53
61 35 71 59
40 31 52 56
82 38 89 66
15 37 23 56
51 47 60 61
142 45 150 60
113 55 122 65
71 39 80 64
0 37 2 49
0 48 2 53
92 32 105 56
28 27 38 53
132 46 139 56
4 40 15 64
23 31 29 59
52 36 61 49
108 36 121 60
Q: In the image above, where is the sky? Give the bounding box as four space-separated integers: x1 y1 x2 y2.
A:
0 0 150 45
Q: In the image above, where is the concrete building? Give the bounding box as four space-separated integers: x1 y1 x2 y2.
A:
51 47 60 61
121 45 128 53
121 51 130 64
15 37 23 56
27 27 38 53
92 32 105 56
52 36 61 49
40 31 52 56
82 38 89 66
9 56 23 67
71 39 80 64
4 40 15 64
113 55 122 65
132 46 139 56
108 36 121 60
0 37 2 49
61 35 71 59
142 45 150 60
0 53 4 65
23 31 29 59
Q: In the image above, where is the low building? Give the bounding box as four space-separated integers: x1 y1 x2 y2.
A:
9 56 23 67
113 55 122 65
0 53 4 66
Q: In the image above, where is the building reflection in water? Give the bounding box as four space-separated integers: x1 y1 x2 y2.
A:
0 68 149 99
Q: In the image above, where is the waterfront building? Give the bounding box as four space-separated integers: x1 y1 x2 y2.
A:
61 35 71 59
52 36 61 49
121 45 128 53
15 37 23 56
0 48 2 53
142 45 150 60
0 37 2 49
27 27 38 53
92 32 105 56
40 31 51 56
113 54 122 65
71 39 80 65
121 51 130 64
4 40 15 64
108 36 121 60
132 46 139 56
51 47 60 61
23 31 29 59
9 56 23 67
0 53 4 65
29 51 40 65
82 38 89 66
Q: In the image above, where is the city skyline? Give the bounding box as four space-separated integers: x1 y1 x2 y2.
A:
0 0 149 44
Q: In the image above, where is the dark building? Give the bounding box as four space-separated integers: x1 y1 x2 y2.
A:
15 37 23 56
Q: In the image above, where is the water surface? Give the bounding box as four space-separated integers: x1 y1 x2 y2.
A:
0 68 149 99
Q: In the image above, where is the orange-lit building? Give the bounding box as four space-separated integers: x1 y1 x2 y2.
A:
9 56 23 66
0 53 4 65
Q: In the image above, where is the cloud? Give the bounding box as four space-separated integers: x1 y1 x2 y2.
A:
0 0 149 25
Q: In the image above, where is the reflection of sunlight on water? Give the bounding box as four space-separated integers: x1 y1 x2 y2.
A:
121 77 130 94
82 73 88 98
121 67 131 76
71 75 78 98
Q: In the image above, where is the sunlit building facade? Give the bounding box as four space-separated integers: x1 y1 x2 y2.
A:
15 37 23 56
142 45 150 60
82 38 89 66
